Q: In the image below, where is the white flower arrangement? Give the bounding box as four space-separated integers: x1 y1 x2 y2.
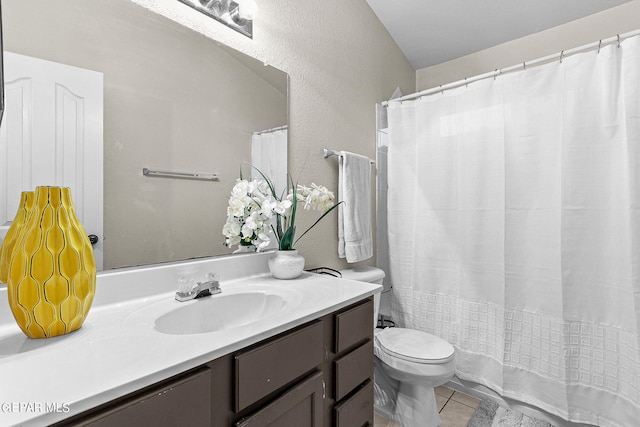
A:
223 169 340 252
222 179 277 251
297 183 335 212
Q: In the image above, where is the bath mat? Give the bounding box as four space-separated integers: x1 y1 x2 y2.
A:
467 400 555 427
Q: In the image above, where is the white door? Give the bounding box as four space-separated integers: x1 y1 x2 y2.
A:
0 52 104 269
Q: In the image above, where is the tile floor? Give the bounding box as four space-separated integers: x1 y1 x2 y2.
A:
373 385 481 427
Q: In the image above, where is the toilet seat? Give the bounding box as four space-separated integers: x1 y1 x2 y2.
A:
376 328 454 364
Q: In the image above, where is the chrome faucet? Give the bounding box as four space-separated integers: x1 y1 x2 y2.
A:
175 273 221 302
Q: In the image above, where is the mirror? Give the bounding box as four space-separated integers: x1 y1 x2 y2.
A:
2 0 288 270
0 1 4 125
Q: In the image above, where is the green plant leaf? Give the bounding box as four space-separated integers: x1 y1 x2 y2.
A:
280 225 296 250
289 176 297 231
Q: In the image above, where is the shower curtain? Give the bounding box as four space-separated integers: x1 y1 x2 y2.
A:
386 36 640 427
251 127 288 195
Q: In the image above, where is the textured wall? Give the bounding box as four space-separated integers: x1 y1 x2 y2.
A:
132 0 416 269
416 0 640 90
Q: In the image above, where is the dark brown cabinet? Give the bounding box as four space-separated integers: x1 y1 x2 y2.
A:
234 321 324 412
235 372 325 427
335 340 374 401
54 298 374 427
334 381 374 427
55 368 212 427
330 299 374 427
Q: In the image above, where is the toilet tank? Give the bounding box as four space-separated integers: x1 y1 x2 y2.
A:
339 266 385 329
339 266 385 285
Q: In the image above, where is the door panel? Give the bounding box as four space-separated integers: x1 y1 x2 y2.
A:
0 52 103 269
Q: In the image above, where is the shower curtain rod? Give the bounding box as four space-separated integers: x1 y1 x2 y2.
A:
253 125 288 135
382 28 640 106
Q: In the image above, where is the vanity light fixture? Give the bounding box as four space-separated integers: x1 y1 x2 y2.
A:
177 0 256 38
234 0 257 20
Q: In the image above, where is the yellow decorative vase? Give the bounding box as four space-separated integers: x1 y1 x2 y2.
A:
0 191 35 284
7 186 96 339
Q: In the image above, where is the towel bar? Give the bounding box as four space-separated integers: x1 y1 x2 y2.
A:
142 168 219 181
323 149 375 165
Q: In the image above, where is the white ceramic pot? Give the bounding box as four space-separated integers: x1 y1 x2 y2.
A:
268 250 305 279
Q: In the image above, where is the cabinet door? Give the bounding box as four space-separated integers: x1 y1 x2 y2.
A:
235 371 324 427
75 368 211 427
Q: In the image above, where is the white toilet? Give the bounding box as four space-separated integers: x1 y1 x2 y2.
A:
340 266 456 427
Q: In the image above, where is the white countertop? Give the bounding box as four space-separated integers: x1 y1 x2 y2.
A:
0 253 381 426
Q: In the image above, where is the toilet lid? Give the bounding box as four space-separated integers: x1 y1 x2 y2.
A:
376 328 454 364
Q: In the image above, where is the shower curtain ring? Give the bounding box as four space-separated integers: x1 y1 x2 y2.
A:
598 40 602 54
617 34 621 48
560 50 565 63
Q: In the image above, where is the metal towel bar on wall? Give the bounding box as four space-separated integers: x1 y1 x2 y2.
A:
142 168 219 181
323 148 375 165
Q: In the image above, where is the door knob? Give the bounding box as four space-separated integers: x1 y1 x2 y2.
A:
88 234 99 245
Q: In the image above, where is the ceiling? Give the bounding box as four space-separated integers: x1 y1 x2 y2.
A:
365 0 633 70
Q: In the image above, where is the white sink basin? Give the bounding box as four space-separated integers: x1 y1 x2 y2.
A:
155 292 286 335
123 284 303 336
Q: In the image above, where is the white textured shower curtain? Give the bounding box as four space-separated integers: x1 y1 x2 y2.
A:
251 127 288 195
387 37 640 427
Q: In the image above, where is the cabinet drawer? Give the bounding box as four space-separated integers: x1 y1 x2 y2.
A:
235 371 324 427
80 368 211 427
235 321 324 411
335 299 373 353
334 340 373 401
334 380 373 427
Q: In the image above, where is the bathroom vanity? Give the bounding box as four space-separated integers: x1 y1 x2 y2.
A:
0 253 381 426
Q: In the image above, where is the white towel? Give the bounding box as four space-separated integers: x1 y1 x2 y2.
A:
338 151 373 263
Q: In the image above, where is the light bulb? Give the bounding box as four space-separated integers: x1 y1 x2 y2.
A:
235 0 257 20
